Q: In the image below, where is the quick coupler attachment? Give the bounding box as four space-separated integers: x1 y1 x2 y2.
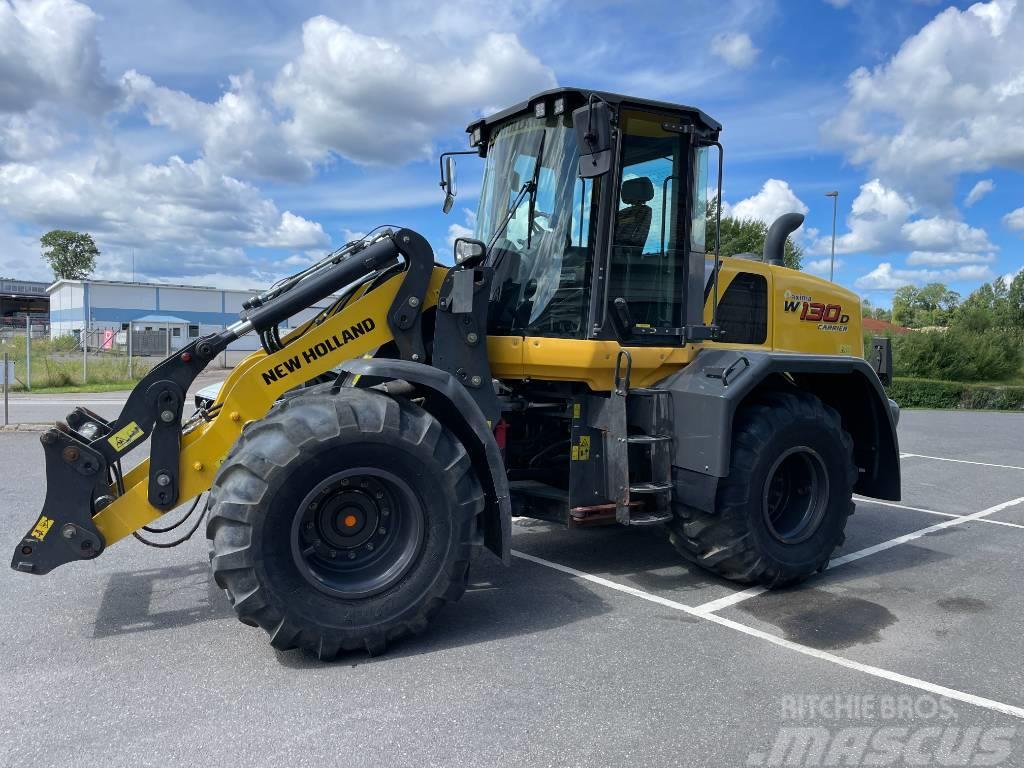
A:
10 425 107 575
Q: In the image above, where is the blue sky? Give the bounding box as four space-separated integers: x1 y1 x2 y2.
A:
1 0 1022 308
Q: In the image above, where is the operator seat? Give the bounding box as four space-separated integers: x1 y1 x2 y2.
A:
615 177 655 250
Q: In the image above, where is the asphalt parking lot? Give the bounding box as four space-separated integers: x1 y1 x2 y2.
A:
1 409 1023 767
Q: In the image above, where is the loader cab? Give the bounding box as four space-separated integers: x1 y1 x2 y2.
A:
463 88 722 345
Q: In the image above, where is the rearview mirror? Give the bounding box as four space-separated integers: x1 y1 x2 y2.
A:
573 100 613 178
442 155 457 214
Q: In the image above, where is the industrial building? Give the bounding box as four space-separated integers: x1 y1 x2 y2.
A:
48 278 334 353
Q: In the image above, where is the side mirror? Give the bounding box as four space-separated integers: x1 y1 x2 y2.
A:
573 101 613 178
454 237 486 267
441 155 457 214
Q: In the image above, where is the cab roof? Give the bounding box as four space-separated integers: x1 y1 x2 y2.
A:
467 86 722 139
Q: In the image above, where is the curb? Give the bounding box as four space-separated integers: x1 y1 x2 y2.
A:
0 424 50 432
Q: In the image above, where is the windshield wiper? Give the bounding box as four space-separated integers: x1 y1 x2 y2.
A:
486 181 533 253
526 129 547 250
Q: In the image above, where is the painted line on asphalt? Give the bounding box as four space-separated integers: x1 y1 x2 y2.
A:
902 453 1024 472
511 549 1024 721
689 496 1024 616
855 497 1024 531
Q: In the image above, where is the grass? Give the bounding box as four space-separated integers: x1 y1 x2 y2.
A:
0 335 154 392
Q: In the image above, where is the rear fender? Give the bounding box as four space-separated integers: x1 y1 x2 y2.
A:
659 349 901 505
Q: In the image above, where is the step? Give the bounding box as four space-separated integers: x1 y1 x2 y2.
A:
627 510 673 526
629 481 673 494
626 434 672 445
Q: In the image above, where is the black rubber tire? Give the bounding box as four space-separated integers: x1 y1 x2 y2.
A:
206 387 484 659
668 390 856 588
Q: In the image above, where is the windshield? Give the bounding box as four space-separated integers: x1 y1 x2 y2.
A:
477 117 596 337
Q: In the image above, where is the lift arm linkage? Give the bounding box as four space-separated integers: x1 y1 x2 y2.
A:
11 230 444 575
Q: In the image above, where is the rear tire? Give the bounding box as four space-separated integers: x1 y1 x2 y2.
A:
668 390 856 588
206 388 484 659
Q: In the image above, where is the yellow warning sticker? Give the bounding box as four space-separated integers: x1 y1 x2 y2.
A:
571 445 580 461
108 421 144 451
579 435 591 460
572 403 581 419
30 515 54 542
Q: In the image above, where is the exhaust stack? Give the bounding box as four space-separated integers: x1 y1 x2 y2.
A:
763 212 805 267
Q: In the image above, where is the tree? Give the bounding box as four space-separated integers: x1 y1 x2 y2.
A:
40 230 99 280
891 283 960 328
706 198 802 270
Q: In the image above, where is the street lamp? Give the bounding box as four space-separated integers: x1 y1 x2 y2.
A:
825 191 839 282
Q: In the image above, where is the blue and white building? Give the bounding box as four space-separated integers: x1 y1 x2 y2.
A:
48 278 334 352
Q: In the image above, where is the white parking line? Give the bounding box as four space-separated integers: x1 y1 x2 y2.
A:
902 453 1024 471
511 549 1024 721
689 496 1024 616
855 497 1024 531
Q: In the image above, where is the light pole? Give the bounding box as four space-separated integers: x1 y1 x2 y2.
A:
825 191 839 282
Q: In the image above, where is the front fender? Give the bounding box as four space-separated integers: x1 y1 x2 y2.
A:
338 358 512 564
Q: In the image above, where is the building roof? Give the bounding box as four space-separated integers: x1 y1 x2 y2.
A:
47 278 258 294
863 317 912 335
133 314 190 324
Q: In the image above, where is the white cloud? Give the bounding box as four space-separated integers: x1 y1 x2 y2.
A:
806 257 844 276
905 251 996 266
122 70 313 182
1003 206 1024 231
725 179 808 226
710 32 759 69
964 179 995 207
855 262 994 290
272 17 556 166
446 208 477 251
820 180 995 260
0 154 327 273
0 0 117 114
826 0 1024 203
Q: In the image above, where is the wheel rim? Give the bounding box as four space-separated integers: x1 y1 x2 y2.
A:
761 446 830 544
291 468 425 599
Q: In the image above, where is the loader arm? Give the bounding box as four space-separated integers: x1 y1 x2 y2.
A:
12 229 445 575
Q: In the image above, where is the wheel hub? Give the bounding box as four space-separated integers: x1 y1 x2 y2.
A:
292 469 424 599
761 446 830 545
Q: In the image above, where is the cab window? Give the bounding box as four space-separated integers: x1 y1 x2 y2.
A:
608 110 692 335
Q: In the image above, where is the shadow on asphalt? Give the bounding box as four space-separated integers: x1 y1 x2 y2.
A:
92 561 232 638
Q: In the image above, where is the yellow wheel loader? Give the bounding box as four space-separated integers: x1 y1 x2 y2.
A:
11 88 900 658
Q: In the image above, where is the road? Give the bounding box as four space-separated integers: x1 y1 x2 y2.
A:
2 409 1024 767
2 370 229 424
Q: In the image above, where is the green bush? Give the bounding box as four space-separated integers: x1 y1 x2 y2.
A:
892 328 1022 382
886 378 1024 411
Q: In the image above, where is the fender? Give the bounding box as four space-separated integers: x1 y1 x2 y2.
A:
659 348 901 506
339 358 512 565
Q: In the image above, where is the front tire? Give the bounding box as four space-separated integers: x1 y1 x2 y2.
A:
668 390 856 587
206 388 484 659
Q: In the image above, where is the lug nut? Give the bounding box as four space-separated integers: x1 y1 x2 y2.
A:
408 296 420 307
365 543 374 551
470 375 482 386
381 508 390 517
378 528 386 536
156 473 172 487
347 552 356 560
160 410 176 423
375 491 384 500
329 550 337 559
467 332 479 344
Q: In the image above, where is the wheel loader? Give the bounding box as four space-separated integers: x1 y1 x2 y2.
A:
10 87 900 658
